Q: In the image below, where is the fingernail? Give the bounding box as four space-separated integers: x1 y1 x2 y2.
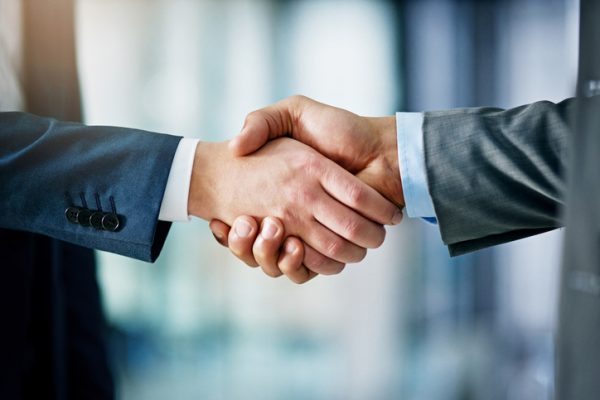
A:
261 219 279 239
391 208 403 225
285 241 298 254
212 233 224 245
234 219 252 237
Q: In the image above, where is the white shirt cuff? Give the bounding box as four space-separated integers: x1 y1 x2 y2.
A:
159 138 200 222
396 112 437 219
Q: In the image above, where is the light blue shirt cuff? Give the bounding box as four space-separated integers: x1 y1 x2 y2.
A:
396 112 437 220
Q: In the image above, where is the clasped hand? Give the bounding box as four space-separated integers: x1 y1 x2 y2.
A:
189 96 405 283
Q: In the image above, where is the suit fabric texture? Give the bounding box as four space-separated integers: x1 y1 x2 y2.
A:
0 112 181 262
0 0 180 398
422 1 599 398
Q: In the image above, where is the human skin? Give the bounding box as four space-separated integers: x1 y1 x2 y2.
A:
209 96 404 283
189 136 400 280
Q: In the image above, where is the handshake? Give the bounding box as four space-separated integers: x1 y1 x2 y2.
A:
189 95 405 284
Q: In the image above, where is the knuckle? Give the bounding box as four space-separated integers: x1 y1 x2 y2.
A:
325 238 345 260
295 186 317 205
252 248 266 263
241 255 258 268
252 242 273 265
301 154 323 176
290 274 309 285
229 245 246 259
280 260 306 283
230 240 250 258
263 268 282 278
346 183 365 207
279 254 300 273
343 218 363 242
279 261 305 283
278 261 292 275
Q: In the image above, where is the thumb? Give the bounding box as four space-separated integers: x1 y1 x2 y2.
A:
229 119 270 156
229 102 295 156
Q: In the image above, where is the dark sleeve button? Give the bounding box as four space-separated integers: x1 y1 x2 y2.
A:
65 207 81 224
90 212 105 230
102 213 120 232
77 208 92 227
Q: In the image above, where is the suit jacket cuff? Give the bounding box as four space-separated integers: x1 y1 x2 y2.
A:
0 113 183 263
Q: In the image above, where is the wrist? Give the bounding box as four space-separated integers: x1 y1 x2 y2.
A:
366 116 405 207
188 141 227 220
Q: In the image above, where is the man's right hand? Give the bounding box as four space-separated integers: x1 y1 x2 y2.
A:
231 95 404 207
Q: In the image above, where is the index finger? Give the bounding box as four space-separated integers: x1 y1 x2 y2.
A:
319 159 402 225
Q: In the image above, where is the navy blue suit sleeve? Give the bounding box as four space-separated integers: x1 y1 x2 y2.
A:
0 112 182 262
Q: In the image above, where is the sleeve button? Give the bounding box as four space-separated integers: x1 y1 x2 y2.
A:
90 212 105 230
65 207 81 224
102 213 120 232
77 209 92 227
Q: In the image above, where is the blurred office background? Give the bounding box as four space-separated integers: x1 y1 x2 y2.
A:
76 0 578 399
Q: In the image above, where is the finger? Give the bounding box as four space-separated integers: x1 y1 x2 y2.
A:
253 217 285 278
209 219 231 247
228 216 259 267
229 98 298 156
320 160 403 226
313 196 386 249
303 243 345 276
302 220 367 263
277 237 315 284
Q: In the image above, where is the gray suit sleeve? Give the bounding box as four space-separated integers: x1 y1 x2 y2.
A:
0 112 182 262
423 98 577 256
